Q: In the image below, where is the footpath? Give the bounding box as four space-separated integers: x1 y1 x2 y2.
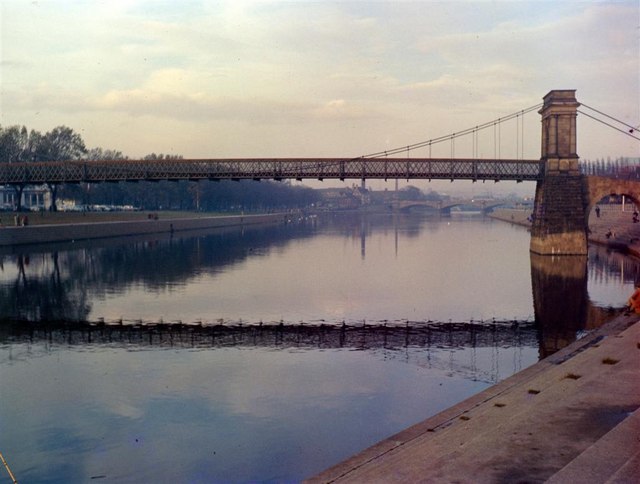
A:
309 207 640 483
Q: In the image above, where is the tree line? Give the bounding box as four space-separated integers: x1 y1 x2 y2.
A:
579 157 640 178
0 124 320 211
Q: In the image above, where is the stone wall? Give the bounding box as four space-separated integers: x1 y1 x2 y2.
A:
529 173 589 255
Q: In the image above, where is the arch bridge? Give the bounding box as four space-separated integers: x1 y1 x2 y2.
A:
391 199 508 215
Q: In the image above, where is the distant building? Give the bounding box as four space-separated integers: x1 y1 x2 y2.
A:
315 186 369 210
0 185 51 210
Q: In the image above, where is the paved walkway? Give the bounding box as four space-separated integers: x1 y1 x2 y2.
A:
308 314 640 483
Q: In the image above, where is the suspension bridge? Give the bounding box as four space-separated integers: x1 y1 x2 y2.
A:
0 156 543 184
0 89 638 255
0 103 546 184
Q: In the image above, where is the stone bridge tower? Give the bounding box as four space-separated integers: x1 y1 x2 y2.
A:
530 90 588 255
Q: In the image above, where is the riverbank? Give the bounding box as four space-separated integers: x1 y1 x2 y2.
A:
308 313 640 483
0 211 290 246
489 207 640 259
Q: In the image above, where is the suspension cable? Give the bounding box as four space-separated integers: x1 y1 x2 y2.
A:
522 113 525 160
356 103 542 160
578 110 640 141
493 122 497 158
516 114 520 161
580 103 639 132
498 119 501 159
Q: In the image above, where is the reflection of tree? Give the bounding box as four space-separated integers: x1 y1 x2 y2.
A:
0 222 319 322
0 214 436 322
588 245 640 286
0 253 92 321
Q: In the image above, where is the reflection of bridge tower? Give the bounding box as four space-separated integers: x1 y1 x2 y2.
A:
530 253 620 358
530 90 588 255
530 253 587 358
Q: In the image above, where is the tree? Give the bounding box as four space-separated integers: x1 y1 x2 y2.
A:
3 124 321 212
0 125 30 162
59 147 128 207
424 189 443 201
397 185 424 201
0 125 43 210
34 126 87 211
34 126 86 162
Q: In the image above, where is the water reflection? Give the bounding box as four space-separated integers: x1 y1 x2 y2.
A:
1 214 639 482
530 249 626 358
0 222 318 322
0 214 637 354
2 213 521 325
0 319 537 384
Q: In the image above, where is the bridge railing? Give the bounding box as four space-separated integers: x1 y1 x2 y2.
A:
0 158 544 184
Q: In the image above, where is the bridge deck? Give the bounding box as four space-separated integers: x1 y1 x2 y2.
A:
0 158 543 184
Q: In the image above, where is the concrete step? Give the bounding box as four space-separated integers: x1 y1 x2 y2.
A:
308 317 640 483
607 450 640 483
545 408 640 483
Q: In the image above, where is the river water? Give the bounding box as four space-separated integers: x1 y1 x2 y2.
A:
0 212 637 482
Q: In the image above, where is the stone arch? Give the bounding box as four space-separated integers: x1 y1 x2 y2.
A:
585 176 640 224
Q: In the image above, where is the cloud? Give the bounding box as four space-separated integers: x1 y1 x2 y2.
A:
1 1 637 161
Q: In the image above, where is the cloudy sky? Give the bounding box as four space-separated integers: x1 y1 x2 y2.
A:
1 0 638 175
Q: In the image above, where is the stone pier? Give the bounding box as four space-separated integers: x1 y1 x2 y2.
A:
530 90 588 255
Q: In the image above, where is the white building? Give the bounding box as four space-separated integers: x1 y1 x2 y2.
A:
0 185 51 210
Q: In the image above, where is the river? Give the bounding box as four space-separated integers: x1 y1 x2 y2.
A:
0 212 637 482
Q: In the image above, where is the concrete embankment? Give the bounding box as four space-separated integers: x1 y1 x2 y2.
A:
0 213 288 246
308 314 640 483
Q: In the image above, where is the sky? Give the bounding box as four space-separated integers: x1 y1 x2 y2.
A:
1 0 639 195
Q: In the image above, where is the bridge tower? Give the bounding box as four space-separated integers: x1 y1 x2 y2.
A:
530 90 588 255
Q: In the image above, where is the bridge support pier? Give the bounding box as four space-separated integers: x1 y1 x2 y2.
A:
530 90 588 255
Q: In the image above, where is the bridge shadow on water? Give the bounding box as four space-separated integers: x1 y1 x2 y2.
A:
0 319 538 384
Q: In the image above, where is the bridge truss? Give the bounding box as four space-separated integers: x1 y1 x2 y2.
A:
0 157 544 185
